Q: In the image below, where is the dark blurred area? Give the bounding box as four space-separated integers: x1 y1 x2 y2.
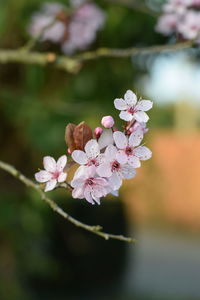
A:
1 0 200 299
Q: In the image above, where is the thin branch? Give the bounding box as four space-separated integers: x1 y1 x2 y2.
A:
75 40 194 60
0 41 194 73
0 160 136 243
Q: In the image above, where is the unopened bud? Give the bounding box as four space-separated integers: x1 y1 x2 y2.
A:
101 116 115 128
94 127 103 139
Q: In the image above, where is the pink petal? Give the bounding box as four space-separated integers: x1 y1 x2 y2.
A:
84 187 94 204
127 156 141 168
93 177 108 186
72 187 84 199
116 150 128 164
35 170 52 183
105 145 117 161
98 129 114 150
114 98 128 110
71 177 84 188
135 100 153 112
121 165 136 179
85 165 96 178
109 173 122 190
57 172 67 183
96 162 112 177
113 131 128 149
73 166 87 180
124 90 137 106
119 111 133 121
44 179 57 192
43 156 56 172
134 146 152 160
129 128 143 147
72 150 87 164
85 139 100 158
56 155 67 172
134 111 149 123
110 190 119 197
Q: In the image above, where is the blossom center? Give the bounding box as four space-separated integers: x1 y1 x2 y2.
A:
52 170 60 179
86 178 94 186
87 159 99 167
125 146 133 156
111 160 120 172
127 106 136 114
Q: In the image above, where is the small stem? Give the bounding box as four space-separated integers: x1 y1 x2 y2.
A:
0 160 136 243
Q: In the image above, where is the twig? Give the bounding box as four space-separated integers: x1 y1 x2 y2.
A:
75 40 194 60
0 40 194 73
0 160 136 243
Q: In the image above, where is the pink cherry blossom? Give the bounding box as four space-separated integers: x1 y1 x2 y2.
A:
35 155 67 192
164 0 190 15
178 10 200 39
114 90 153 123
113 129 152 168
101 115 115 128
72 139 103 167
96 145 136 190
28 3 66 43
155 13 178 35
71 166 110 204
62 3 105 54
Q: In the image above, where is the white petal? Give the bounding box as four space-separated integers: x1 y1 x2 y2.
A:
124 90 137 106
134 111 149 123
114 98 128 110
119 111 133 121
73 165 87 180
44 179 57 192
121 165 136 179
85 165 96 178
134 146 152 160
93 177 108 186
129 128 143 147
57 172 67 183
56 155 67 172
105 145 117 161
113 131 128 149
127 156 141 168
84 187 94 204
110 190 119 197
72 187 84 199
96 163 112 177
136 100 153 112
116 150 128 164
35 170 52 183
43 156 56 172
71 150 87 165
71 177 84 188
98 129 114 150
109 173 122 190
85 139 100 158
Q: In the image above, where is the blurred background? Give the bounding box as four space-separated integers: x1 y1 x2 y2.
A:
0 0 200 299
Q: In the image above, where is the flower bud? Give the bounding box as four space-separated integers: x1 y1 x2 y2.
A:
94 127 103 139
101 116 115 128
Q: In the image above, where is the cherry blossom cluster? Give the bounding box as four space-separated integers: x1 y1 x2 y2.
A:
35 90 153 205
28 1 105 54
156 0 200 41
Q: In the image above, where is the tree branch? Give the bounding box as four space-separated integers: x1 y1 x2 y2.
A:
0 160 136 243
0 41 194 73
